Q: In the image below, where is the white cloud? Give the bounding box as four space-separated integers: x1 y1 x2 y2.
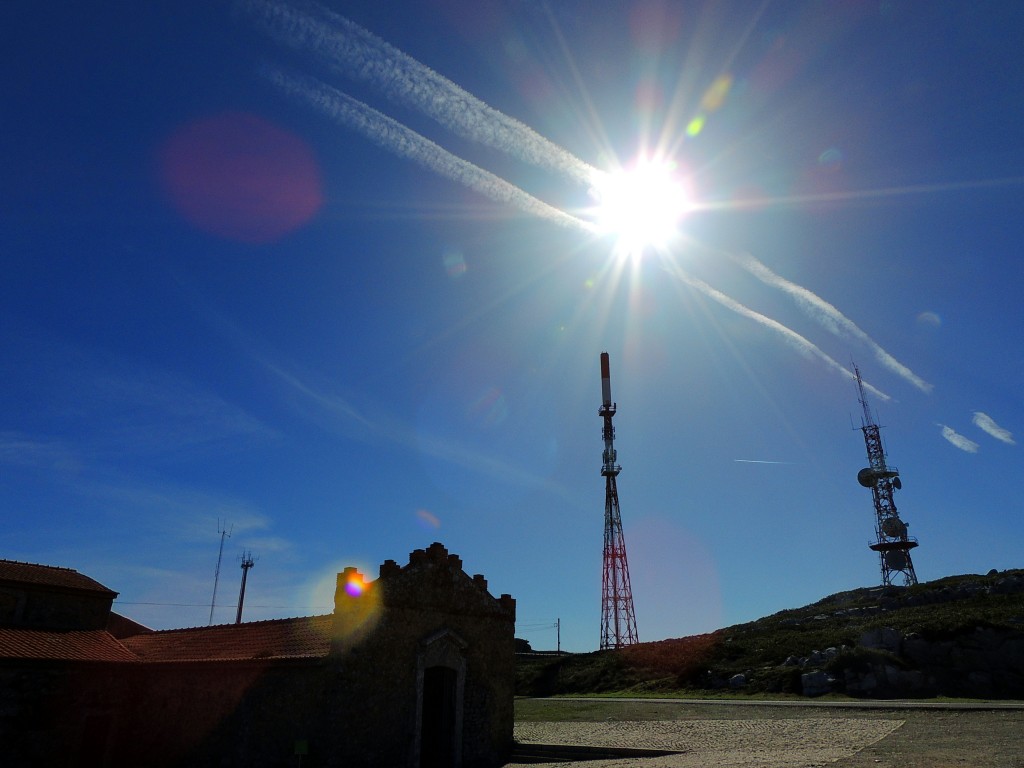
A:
972 412 1015 445
939 424 979 453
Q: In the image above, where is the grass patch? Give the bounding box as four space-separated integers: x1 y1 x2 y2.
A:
516 569 1024 698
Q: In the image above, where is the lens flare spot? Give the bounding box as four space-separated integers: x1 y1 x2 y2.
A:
686 115 706 137
818 147 844 170
158 111 322 244
467 387 507 428
333 567 382 646
442 248 467 279
634 80 664 114
416 508 441 529
629 518 723 637
700 74 733 112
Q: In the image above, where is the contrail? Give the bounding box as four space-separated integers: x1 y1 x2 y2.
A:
730 252 933 394
246 0 898 399
972 412 1015 445
734 459 796 465
266 67 594 232
663 262 890 401
239 0 600 187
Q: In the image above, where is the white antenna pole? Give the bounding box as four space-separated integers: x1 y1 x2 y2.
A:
209 520 232 625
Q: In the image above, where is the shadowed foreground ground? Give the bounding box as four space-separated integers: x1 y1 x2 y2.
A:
510 699 1024 767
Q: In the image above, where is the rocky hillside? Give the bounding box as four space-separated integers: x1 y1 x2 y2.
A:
516 569 1024 699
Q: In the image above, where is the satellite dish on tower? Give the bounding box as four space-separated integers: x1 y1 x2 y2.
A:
893 476 902 490
884 550 908 570
881 517 907 538
857 468 876 488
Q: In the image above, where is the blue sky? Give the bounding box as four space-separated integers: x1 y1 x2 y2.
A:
3 0 1022 652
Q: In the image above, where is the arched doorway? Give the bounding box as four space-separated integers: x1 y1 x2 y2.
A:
416 629 466 767
420 665 457 767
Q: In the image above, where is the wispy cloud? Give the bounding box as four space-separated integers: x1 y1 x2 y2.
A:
972 411 1015 445
939 424 979 453
733 459 796 465
0 432 78 470
261 358 568 495
86 368 273 455
81 479 272 541
2 355 272 472
239 0 599 186
732 252 933 394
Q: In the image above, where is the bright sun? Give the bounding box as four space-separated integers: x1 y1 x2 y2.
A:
589 155 692 258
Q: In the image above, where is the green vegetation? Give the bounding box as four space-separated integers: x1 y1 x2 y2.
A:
516 570 1024 697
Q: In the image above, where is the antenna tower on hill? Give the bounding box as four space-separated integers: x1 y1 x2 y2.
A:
598 352 639 649
853 364 919 587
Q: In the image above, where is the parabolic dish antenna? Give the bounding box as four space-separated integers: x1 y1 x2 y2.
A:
884 550 908 570
881 517 906 538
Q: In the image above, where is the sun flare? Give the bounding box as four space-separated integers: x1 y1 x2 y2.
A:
589 155 692 258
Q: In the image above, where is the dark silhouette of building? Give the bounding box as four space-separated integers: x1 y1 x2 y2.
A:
0 543 515 767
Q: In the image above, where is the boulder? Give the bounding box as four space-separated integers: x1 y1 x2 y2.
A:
801 670 834 697
860 627 902 653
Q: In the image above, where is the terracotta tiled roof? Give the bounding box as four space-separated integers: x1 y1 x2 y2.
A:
0 627 137 662
106 611 153 639
121 615 334 662
0 559 116 596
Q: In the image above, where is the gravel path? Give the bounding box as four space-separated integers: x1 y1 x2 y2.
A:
512 718 905 767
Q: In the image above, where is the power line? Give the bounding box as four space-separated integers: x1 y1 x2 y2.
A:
114 600 330 610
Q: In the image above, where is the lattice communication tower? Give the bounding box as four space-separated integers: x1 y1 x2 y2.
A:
853 365 919 587
598 352 639 649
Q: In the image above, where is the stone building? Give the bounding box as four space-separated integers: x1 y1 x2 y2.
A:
0 542 515 767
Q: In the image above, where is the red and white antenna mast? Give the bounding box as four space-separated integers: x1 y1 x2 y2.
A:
853 364 919 587
599 352 639 649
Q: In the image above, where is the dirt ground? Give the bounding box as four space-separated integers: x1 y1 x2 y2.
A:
513 699 1024 768
829 708 1023 768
